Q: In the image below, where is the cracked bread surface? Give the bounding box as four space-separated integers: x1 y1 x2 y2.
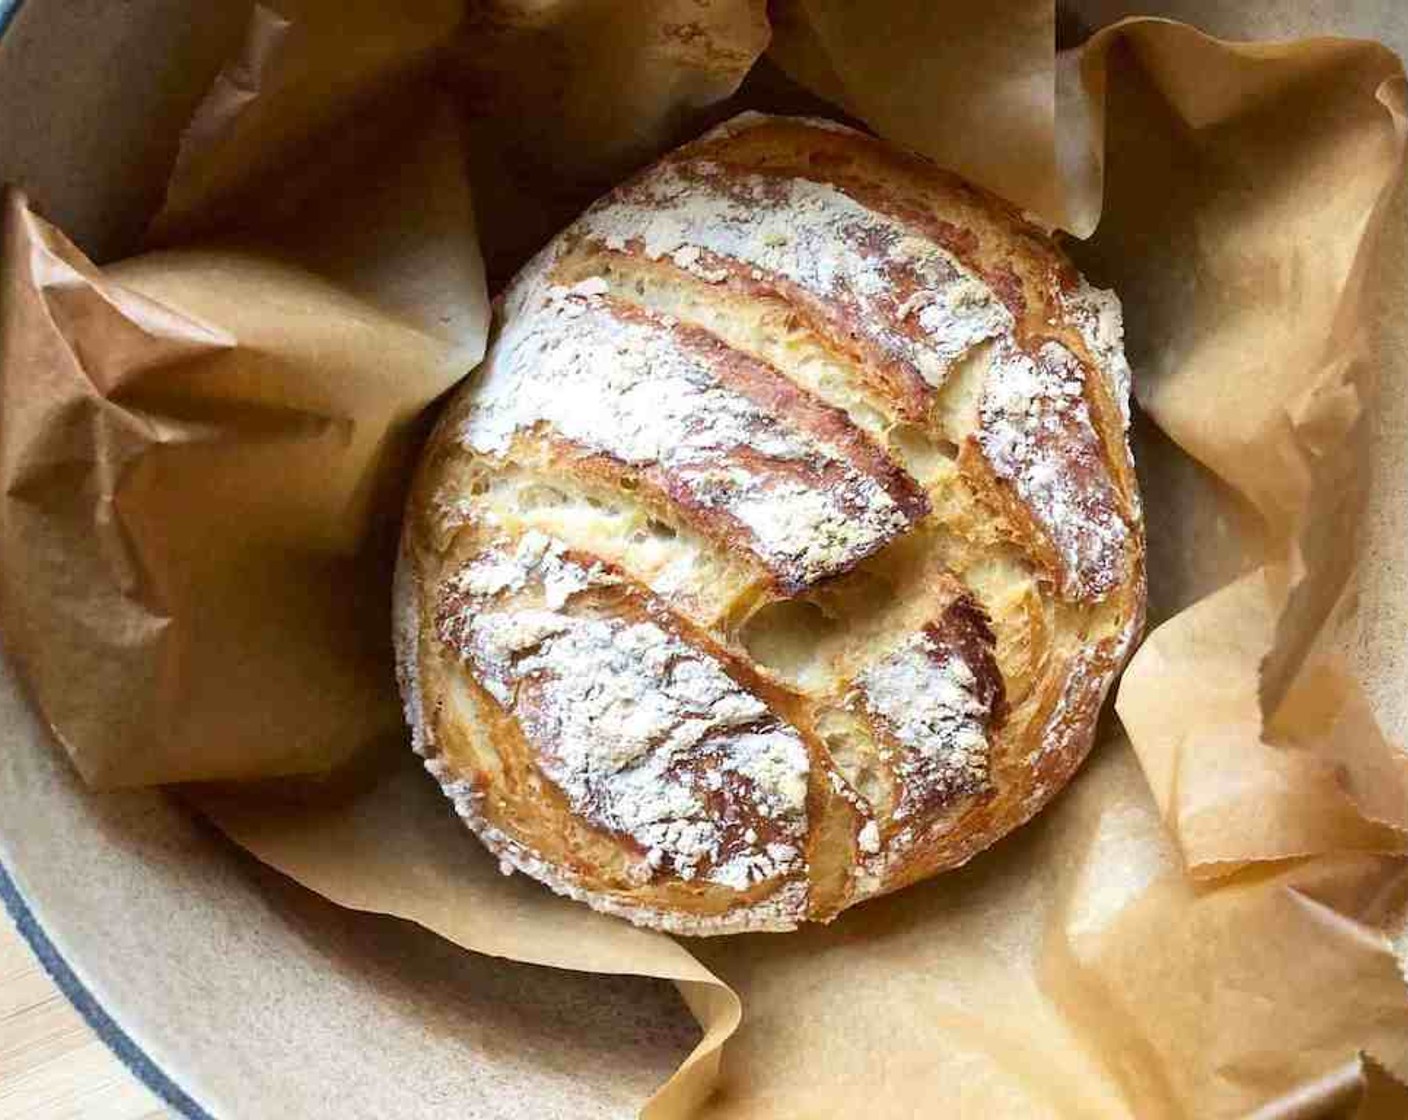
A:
395 113 1145 935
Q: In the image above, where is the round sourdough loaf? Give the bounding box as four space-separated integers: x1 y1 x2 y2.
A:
395 113 1145 935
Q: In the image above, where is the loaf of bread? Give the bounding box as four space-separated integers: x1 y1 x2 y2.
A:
395 113 1145 935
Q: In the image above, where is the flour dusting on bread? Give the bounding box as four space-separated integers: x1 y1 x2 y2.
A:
461 280 920 588
437 535 811 903
857 636 989 816
582 160 1012 389
979 339 1130 599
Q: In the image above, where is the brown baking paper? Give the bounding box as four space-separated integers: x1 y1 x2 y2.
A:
4 1 1408 1117
0 89 484 787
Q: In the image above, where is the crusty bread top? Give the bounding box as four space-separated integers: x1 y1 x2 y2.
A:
396 112 1145 935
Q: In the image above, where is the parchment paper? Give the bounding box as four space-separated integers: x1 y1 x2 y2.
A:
3 2 1408 1117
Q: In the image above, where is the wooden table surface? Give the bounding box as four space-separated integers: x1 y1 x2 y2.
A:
0 916 174 1119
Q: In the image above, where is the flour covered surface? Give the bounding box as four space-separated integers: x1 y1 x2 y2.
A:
396 113 1145 934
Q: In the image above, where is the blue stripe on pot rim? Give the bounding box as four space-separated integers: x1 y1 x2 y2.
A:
0 856 213 1118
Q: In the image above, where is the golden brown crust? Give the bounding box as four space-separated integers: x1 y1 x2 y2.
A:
395 112 1146 934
